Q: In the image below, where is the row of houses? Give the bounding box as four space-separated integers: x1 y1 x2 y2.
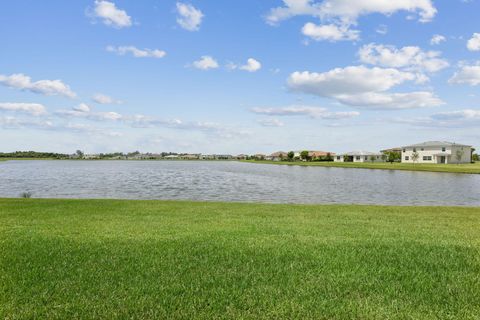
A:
266 141 474 164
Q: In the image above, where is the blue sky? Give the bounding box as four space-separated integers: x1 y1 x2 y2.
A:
1 0 479 154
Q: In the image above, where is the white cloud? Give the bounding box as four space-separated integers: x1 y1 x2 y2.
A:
258 118 285 127
251 105 359 119
266 0 436 42
397 109 480 128
176 2 204 31
240 58 262 72
302 23 359 42
192 56 219 70
467 33 480 51
358 43 449 74
0 73 76 98
90 0 132 28
430 34 446 45
266 0 436 25
73 103 91 113
0 102 47 116
56 104 123 121
227 58 262 72
92 93 123 105
449 63 480 86
106 46 166 58
0 116 54 129
287 66 444 109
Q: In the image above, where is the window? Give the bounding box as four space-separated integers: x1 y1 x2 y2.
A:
356 156 360 160
403 149 406 153
405 156 410 161
413 148 417 152
364 156 368 161
337 156 340 160
423 156 432 161
421 148 424 151
442 147 446 152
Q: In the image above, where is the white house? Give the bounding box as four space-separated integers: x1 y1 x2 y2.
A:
334 151 385 163
401 141 472 164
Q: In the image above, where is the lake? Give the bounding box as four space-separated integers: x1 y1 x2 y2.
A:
1 160 479 206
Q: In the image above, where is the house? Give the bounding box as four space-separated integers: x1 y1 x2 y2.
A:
334 151 385 163
309 151 336 160
268 151 288 161
401 141 472 164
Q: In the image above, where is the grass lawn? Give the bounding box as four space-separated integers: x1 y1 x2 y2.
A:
1 199 480 319
243 160 480 174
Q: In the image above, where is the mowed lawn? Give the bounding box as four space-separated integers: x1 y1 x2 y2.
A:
1 199 480 319
243 160 480 174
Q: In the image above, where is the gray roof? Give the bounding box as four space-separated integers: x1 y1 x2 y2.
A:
402 141 471 148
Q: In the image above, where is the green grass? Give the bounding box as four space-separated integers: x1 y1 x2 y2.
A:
243 160 480 174
1 199 480 319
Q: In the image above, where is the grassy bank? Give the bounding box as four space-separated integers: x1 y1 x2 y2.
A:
1 199 479 319
242 160 480 174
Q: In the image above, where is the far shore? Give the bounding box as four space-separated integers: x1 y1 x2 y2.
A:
241 159 480 174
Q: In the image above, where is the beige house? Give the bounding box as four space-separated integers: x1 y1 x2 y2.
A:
334 151 385 163
401 141 472 164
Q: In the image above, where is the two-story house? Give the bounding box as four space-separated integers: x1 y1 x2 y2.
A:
401 141 472 164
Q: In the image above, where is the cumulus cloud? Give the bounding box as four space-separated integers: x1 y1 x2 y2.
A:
229 58 262 72
266 0 436 24
90 0 132 28
430 34 446 45
0 73 76 98
0 102 47 116
449 62 480 86
467 33 480 51
266 0 436 42
176 2 204 31
0 116 54 130
192 56 219 70
358 43 449 75
92 93 122 104
106 46 166 58
251 105 359 119
302 23 359 42
287 66 444 109
258 118 285 127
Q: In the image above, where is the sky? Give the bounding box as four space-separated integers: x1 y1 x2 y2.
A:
0 0 479 154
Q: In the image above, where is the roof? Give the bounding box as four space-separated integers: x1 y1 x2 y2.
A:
342 151 383 156
309 151 336 157
402 141 472 148
270 151 288 157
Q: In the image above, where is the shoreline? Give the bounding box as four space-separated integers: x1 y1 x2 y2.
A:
241 159 480 174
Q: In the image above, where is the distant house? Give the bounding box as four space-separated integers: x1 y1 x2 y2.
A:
401 141 472 164
235 154 248 160
293 150 335 160
268 151 288 161
181 154 201 160
334 151 385 163
254 154 266 160
164 155 179 160
309 151 336 159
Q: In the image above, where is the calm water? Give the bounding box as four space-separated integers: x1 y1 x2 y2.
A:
1 160 479 206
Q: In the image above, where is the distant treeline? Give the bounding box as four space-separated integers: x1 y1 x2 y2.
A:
0 151 70 159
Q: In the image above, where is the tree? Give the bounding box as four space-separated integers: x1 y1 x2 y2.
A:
473 153 479 162
386 151 400 163
412 151 419 165
300 150 309 161
76 150 84 159
455 149 464 164
381 153 388 163
325 152 333 162
471 148 476 163
287 151 294 161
